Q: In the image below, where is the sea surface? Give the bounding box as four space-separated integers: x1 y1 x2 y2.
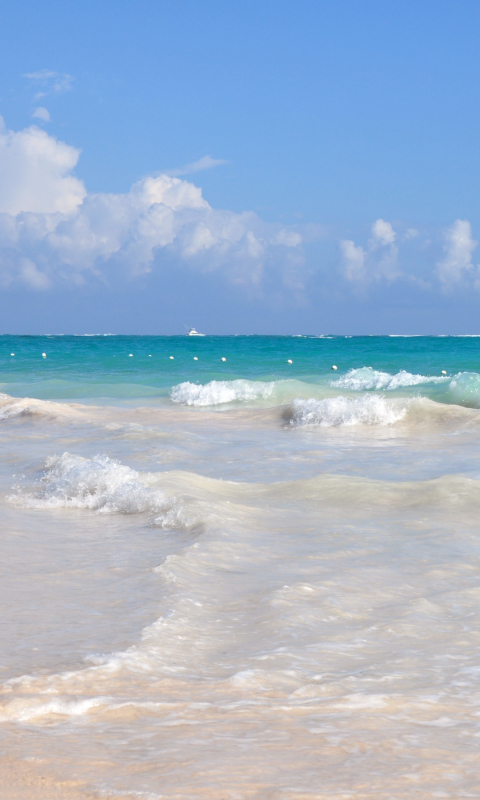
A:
1 334 480 798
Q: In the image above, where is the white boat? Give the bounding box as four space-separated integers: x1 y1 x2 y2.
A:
187 327 205 336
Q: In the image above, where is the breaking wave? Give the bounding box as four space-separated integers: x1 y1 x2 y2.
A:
7 453 215 532
288 395 407 427
447 372 480 408
330 367 448 391
9 453 167 514
170 379 275 406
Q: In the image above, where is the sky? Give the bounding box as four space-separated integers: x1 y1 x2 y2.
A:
1 0 480 334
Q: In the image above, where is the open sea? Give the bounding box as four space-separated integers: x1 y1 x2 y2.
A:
1 334 480 798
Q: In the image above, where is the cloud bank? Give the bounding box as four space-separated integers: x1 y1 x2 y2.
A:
1 118 479 301
0 119 304 291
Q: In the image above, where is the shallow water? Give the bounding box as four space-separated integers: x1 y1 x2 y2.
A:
1 335 480 798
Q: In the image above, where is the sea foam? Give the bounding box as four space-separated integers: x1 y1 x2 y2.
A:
10 453 167 515
330 367 448 391
8 453 217 532
170 379 275 406
289 395 407 427
447 372 480 407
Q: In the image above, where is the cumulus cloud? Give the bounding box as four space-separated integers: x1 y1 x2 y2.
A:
371 218 396 246
340 240 366 281
436 219 477 289
341 219 399 284
166 155 228 177
32 107 51 122
0 118 86 215
0 120 304 291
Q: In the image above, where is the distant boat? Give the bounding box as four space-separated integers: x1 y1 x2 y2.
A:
187 327 205 336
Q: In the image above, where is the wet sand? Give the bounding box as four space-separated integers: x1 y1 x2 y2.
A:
0 756 108 800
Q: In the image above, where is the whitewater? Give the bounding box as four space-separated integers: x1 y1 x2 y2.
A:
2 335 480 798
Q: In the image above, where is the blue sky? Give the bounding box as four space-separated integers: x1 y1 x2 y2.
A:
1 0 480 333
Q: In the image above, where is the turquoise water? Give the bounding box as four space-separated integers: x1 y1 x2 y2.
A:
2 334 480 402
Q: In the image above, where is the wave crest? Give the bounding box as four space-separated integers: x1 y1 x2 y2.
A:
170 379 275 406
331 367 447 391
8 454 219 535
9 453 167 514
447 372 480 408
289 395 407 427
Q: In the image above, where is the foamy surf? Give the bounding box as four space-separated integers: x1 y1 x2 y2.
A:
331 368 480 409
10 452 480 521
288 394 407 426
447 371 480 407
330 366 449 391
170 379 275 406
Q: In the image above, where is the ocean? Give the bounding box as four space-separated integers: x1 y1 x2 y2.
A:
1 334 480 798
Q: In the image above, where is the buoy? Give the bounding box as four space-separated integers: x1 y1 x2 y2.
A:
287 359 293 364
221 357 226 362
169 356 174 360
441 370 447 375
332 365 337 370
193 356 198 360
42 353 46 358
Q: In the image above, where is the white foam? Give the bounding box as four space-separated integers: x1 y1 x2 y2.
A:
447 372 480 407
0 396 85 421
8 453 217 534
9 453 168 515
290 395 407 427
331 367 448 391
170 379 275 406
0 696 106 722
0 399 47 420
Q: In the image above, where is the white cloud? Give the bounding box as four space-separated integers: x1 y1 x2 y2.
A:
371 218 396 246
0 121 304 291
341 219 399 284
24 69 74 97
340 240 366 281
19 258 50 290
436 219 477 289
167 155 228 177
0 117 86 215
32 107 51 122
